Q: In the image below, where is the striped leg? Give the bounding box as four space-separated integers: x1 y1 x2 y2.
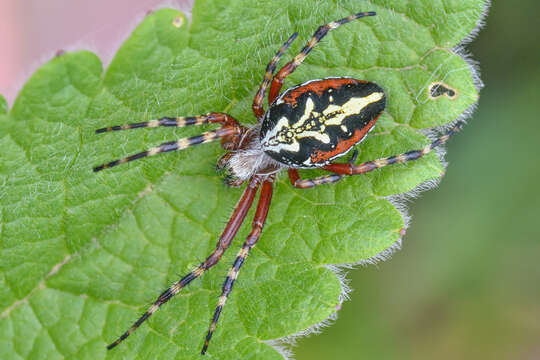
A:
268 11 376 103
95 112 239 133
93 127 239 172
288 150 358 189
106 178 260 350
288 169 343 189
201 178 274 355
323 121 464 175
252 32 298 120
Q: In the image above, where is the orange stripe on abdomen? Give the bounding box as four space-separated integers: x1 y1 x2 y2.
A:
310 117 378 164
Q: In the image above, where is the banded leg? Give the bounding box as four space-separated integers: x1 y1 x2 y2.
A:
268 11 376 103
288 169 343 189
95 112 239 133
288 150 358 189
106 179 260 350
323 121 464 175
201 178 274 355
93 127 239 172
252 32 298 120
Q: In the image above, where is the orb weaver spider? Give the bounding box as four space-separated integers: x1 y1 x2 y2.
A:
94 11 463 355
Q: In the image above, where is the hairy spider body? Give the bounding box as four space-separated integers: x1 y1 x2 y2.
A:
95 11 464 355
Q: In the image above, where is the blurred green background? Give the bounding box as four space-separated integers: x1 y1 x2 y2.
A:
296 1 540 359
1 1 538 359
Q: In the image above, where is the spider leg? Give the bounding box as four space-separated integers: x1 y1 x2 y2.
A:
288 150 358 189
106 178 260 350
93 127 241 172
252 32 298 120
95 112 239 133
201 178 274 355
268 11 376 103
288 169 343 189
323 121 464 175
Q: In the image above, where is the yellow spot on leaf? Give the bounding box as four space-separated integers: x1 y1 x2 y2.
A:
173 16 184 28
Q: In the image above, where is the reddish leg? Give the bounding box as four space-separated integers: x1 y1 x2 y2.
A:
106 178 260 350
268 12 375 103
252 33 298 120
288 150 358 189
201 178 274 354
288 169 343 189
323 122 464 175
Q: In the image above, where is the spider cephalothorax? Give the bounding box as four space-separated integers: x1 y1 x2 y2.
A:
94 11 463 355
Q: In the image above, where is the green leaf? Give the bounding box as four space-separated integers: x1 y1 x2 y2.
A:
0 95 7 115
0 1 485 358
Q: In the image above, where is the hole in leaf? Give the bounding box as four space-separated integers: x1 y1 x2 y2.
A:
428 81 458 100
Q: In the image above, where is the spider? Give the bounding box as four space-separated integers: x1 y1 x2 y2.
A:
94 11 463 355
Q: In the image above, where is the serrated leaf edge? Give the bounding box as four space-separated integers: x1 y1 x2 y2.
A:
265 1 489 357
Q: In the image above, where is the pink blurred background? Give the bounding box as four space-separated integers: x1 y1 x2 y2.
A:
0 0 192 106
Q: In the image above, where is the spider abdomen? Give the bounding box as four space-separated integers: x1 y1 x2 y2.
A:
260 78 386 167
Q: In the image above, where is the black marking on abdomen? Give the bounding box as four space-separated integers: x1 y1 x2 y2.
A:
261 79 385 167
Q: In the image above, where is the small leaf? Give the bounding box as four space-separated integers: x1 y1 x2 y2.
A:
0 1 485 359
